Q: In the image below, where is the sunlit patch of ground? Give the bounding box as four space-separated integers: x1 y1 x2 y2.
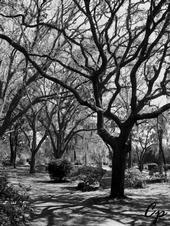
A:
2 166 170 226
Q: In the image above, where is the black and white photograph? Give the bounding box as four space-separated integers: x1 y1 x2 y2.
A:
0 0 170 225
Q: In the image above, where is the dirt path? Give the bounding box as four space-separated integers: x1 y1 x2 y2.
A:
3 166 170 226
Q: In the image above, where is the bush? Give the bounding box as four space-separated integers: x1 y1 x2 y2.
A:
164 164 170 171
16 157 26 166
36 164 47 173
146 173 167 183
72 166 106 191
147 163 159 176
47 159 72 182
125 168 146 188
0 174 30 226
2 159 11 167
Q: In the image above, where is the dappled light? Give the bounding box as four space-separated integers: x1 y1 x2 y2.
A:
1 166 169 226
0 0 170 225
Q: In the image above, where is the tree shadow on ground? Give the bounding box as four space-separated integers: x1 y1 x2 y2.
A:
29 184 170 226
4 167 170 226
35 179 70 184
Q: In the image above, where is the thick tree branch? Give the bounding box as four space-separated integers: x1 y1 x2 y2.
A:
136 103 170 120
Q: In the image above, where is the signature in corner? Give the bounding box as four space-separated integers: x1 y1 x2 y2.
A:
145 202 167 224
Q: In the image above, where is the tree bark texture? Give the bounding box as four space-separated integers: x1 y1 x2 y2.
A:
110 140 127 198
29 128 36 174
29 152 36 174
9 132 17 168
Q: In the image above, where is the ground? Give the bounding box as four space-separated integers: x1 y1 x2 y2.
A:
2 166 170 226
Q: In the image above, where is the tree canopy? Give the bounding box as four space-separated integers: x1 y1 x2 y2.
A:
0 0 170 198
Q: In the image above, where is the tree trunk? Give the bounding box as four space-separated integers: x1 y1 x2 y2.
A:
127 133 132 168
13 133 18 168
29 129 48 173
110 140 127 198
49 132 64 159
73 150 76 162
13 146 17 168
9 133 14 164
127 152 132 169
30 128 36 174
53 145 64 159
30 152 36 174
158 129 167 177
139 160 144 172
158 129 163 174
9 132 17 168
97 111 132 199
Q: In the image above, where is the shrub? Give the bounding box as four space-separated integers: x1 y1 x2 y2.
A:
47 159 72 182
125 168 146 188
36 164 47 173
146 171 167 183
0 174 30 226
16 157 26 166
72 166 106 191
2 159 11 167
164 164 170 171
147 163 159 176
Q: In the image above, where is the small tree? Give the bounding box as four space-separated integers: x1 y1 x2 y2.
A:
9 124 19 168
41 84 95 159
133 120 157 171
157 113 168 176
19 81 56 173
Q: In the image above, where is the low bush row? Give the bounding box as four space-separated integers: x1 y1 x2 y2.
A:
46 160 106 191
46 160 168 191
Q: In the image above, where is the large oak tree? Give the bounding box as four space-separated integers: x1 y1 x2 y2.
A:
0 0 170 198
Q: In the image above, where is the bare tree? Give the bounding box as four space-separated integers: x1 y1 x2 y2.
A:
157 113 168 176
18 79 58 173
9 122 20 168
0 0 64 136
0 0 170 198
133 120 157 171
40 83 95 159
